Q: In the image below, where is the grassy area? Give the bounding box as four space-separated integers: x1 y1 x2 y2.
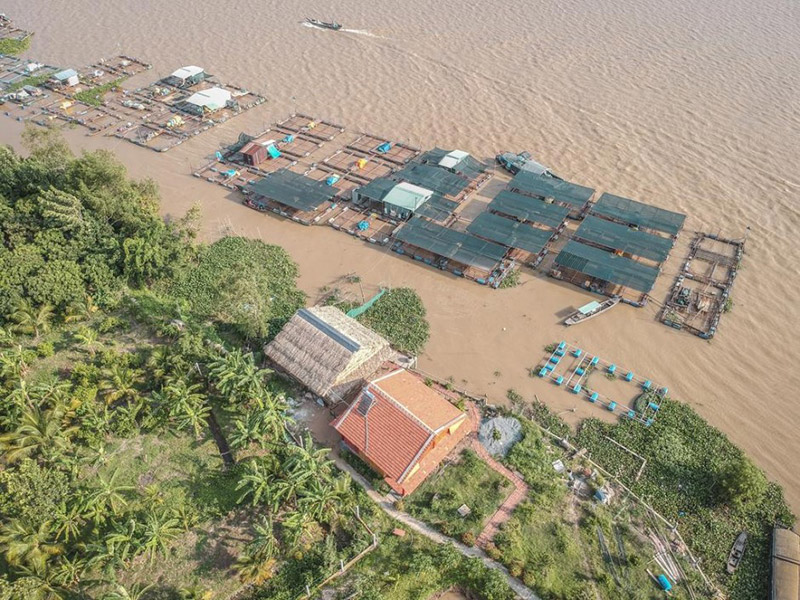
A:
356 287 430 355
0 36 31 56
496 418 701 600
575 399 794 600
405 449 512 541
5 72 50 92
73 77 127 106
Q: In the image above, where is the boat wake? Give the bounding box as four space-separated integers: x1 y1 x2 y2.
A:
301 22 382 38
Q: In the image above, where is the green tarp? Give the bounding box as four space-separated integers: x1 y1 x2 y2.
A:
250 170 338 212
414 194 459 223
509 172 594 208
590 193 686 236
354 177 396 203
489 190 570 229
554 240 660 293
467 212 552 254
394 216 507 272
574 215 673 263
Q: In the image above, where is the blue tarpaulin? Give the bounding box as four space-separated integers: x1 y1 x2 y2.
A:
267 144 281 158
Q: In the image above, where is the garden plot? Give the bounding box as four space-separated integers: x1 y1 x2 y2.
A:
537 341 666 425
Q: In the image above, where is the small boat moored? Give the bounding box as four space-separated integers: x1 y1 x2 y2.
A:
727 532 747 574
305 18 343 31
564 296 620 326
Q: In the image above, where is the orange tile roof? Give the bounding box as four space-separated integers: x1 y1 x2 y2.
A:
332 369 466 484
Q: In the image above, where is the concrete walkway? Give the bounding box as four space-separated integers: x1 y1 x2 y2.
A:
333 456 540 600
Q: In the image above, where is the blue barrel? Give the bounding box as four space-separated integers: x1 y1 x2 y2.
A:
657 574 672 591
538 368 547 377
590 392 598 403
608 364 616 374
643 380 652 390
573 348 582 357
549 356 560 364
590 356 599 366
576 368 585 376
555 375 564 386
648 402 660 411
558 341 566 351
608 401 617 411
555 349 565 357
625 371 634 382
572 384 582 394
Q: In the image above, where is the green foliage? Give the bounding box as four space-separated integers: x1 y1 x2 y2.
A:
0 36 31 56
356 287 429 355
0 460 71 527
74 77 127 106
499 268 520 288
170 237 304 341
575 399 795 599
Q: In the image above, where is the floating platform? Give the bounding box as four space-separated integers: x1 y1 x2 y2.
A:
660 232 745 338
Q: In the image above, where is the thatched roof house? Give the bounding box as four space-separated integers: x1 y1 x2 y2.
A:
264 306 392 401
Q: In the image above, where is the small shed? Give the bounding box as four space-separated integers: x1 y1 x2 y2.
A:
240 141 269 166
50 69 79 87
382 182 434 220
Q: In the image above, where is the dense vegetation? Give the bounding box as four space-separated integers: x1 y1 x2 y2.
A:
0 129 512 600
355 287 429 355
0 36 30 56
575 400 794 600
73 79 127 107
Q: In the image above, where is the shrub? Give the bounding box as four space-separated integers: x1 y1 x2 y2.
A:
357 287 429 355
35 341 54 357
461 531 476 546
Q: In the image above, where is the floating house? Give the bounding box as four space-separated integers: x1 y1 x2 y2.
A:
49 68 79 88
265 306 392 403
181 87 232 115
332 368 469 495
239 140 281 166
164 65 206 88
247 169 340 224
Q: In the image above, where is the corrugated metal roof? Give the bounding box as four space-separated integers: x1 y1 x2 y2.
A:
467 211 552 254
509 171 594 208
554 240 660 293
250 169 338 212
53 69 78 80
575 215 673 263
185 87 231 110
382 182 434 212
171 65 204 79
489 189 570 229
591 192 686 236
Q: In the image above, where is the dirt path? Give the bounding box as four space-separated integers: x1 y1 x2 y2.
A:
332 455 540 600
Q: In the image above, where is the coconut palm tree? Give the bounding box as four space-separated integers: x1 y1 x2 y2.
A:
0 519 63 573
10 299 54 339
54 503 85 543
141 510 181 564
64 295 98 323
98 364 142 406
0 406 75 463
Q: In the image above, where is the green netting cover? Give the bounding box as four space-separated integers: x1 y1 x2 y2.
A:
467 212 552 254
250 170 338 212
575 215 673 263
354 177 396 203
394 216 506 271
591 193 686 236
489 190 570 229
394 163 469 197
414 194 459 223
554 240 660 293
418 148 487 180
508 172 594 208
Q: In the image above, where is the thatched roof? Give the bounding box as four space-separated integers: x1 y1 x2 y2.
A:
265 306 390 397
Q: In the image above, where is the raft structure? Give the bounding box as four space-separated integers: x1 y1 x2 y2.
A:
660 232 745 338
1 56 264 152
537 341 666 425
